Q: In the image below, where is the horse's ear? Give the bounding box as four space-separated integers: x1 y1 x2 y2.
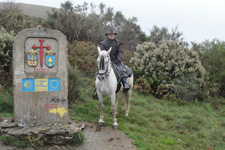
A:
107 47 112 55
98 46 101 55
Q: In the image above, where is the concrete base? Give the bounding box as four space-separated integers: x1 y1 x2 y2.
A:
0 118 83 145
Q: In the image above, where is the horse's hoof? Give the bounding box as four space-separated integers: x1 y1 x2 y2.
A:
99 122 104 126
113 125 118 129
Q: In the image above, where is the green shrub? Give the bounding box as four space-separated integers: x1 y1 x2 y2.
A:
122 50 134 68
156 84 168 99
68 64 83 104
131 40 207 101
134 77 151 94
0 89 13 113
0 9 44 34
68 41 98 77
209 96 225 110
67 131 84 145
192 39 225 97
169 75 202 101
0 27 14 73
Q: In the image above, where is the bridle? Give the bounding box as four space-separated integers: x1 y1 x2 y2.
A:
97 55 112 80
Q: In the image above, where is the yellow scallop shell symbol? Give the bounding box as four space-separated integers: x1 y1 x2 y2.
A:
24 81 33 89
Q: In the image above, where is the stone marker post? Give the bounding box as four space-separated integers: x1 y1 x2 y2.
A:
13 26 68 125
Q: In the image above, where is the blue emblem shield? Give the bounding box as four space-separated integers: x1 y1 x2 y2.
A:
45 50 55 68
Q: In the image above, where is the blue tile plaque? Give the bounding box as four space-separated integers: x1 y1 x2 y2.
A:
22 79 35 92
22 78 60 92
48 78 61 91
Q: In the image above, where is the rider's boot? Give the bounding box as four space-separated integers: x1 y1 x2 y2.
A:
121 77 131 91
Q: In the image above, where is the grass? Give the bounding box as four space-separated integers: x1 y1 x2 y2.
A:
0 78 224 150
69 77 225 150
0 89 13 117
68 131 85 146
0 135 44 149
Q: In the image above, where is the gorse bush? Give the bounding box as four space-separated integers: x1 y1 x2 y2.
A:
122 50 134 68
0 8 44 34
133 77 151 94
68 41 98 77
0 27 14 73
131 40 207 101
192 39 225 97
68 64 83 104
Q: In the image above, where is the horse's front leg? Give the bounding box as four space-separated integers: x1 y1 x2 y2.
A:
97 91 104 126
110 93 118 128
115 93 121 115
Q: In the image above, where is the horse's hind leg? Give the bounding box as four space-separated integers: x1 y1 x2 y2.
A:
110 94 118 128
124 89 132 116
98 91 104 126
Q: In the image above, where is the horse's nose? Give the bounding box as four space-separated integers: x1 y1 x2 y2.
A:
98 75 104 81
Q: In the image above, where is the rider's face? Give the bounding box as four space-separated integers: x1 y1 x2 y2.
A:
107 34 115 39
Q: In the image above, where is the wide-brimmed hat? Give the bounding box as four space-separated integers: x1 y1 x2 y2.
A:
105 29 117 36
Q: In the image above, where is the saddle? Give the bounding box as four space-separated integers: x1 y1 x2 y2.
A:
111 63 133 93
111 64 121 93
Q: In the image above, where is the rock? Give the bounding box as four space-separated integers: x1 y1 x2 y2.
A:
7 129 24 136
80 124 85 130
68 119 73 124
38 127 51 134
63 124 70 129
0 117 13 123
3 120 8 123
48 145 61 150
65 137 73 140
0 121 82 146
17 123 23 127
1 122 18 128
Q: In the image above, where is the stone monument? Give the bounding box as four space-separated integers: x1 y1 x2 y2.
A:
13 26 68 125
0 27 83 146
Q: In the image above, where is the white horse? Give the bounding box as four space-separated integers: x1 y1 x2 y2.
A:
95 46 133 128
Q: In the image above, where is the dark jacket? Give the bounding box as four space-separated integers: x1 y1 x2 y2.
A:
98 38 132 79
99 38 123 64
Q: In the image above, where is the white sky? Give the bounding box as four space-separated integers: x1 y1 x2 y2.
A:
2 0 225 43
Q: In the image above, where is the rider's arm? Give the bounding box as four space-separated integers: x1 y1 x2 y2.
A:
99 41 105 51
117 41 123 64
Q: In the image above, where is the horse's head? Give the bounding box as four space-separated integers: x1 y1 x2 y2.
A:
97 46 112 81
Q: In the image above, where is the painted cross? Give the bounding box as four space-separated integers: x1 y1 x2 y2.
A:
32 39 51 68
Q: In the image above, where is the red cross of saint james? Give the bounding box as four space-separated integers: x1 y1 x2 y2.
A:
32 39 51 68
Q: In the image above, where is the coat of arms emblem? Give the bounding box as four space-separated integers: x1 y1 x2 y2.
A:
27 50 38 67
45 50 56 68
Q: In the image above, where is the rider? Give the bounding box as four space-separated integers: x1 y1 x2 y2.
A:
93 29 131 98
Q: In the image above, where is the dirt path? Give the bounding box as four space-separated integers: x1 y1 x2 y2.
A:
0 122 137 150
75 122 137 150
